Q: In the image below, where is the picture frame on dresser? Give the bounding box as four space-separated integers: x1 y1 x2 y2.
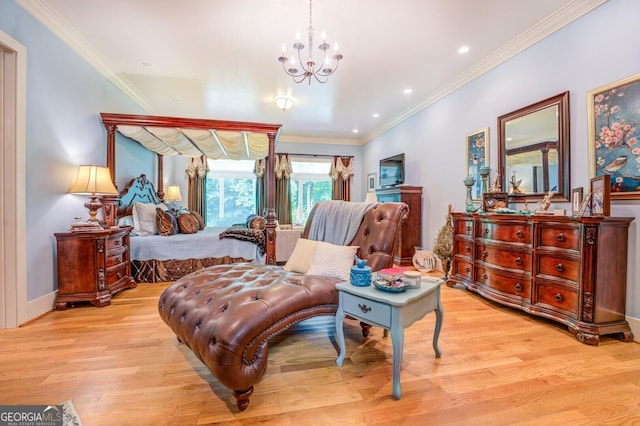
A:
590 174 611 216
465 128 489 200
577 192 591 216
587 72 640 199
571 187 583 216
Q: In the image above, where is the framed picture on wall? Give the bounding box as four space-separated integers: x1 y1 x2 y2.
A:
465 128 489 200
590 175 611 216
571 187 583 216
367 173 377 192
587 72 640 200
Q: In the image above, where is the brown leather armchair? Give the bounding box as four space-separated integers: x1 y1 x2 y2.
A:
158 202 408 411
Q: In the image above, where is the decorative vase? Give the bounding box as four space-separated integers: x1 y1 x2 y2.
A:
350 256 372 286
479 166 491 195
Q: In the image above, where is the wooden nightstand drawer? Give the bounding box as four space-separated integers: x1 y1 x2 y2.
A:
454 218 474 237
106 235 125 251
452 258 472 280
106 246 126 267
454 238 474 259
342 292 391 328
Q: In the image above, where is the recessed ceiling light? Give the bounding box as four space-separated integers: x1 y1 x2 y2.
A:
142 61 152 67
458 46 470 54
352 129 359 134
372 113 380 118
403 88 412 95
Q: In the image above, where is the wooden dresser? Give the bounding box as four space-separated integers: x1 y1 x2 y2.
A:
55 226 137 309
448 212 634 345
375 185 422 266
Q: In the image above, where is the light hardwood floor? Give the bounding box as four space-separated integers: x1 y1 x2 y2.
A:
1 282 639 425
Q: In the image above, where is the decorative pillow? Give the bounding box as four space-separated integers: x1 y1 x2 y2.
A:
283 238 318 273
132 202 167 236
177 212 199 234
117 215 134 227
156 208 178 236
306 241 358 281
248 215 265 230
190 210 206 230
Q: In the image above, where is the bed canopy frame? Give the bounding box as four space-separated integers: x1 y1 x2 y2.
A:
99 112 282 265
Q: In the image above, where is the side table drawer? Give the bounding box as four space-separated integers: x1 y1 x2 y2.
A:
342 293 391 328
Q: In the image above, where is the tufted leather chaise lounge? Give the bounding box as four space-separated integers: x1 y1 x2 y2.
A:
158 202 409 411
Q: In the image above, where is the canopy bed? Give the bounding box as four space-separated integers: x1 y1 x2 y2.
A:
99 113 282 281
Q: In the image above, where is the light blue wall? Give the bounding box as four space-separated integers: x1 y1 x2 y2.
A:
362 0 640 320
1 1 145 300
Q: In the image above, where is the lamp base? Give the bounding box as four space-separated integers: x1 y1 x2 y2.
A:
85 195 102 222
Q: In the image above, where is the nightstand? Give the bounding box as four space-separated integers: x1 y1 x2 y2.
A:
54 226 137 309
335 277 443 399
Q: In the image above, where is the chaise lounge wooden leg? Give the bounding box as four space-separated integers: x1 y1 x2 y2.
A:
360 322 372 337
233 387 253 411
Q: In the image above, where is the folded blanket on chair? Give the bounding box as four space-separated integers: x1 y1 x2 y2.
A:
219 227 266 255
307 200 378 245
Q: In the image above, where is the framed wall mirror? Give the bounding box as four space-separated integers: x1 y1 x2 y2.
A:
498 91 570 201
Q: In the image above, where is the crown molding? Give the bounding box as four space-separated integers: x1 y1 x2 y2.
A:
17 0 153 113
361 0 608 145
278 133 361 146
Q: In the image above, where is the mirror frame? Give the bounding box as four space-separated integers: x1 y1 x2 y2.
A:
498 91 570 202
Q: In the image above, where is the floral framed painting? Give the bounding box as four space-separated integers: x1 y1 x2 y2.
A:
466 128 489 200
588 73 640 199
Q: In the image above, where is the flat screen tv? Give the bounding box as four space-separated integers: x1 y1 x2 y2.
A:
379 153 405 188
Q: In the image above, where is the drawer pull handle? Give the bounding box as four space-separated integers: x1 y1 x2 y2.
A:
516 230 524 238
554 293 564 302
114 240 121 246
515 283 523 291
555 264 565 272
466 226 472 232
484 228 490 234
465 267 471 272
117 272 123 279
482 250 488 257
465 245 471 252
556 233 566 242
358 304 371 314
483 274 488 280
515 257 522 265
114 256 121 263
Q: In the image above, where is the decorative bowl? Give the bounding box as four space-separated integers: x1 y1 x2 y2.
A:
373 279 407 293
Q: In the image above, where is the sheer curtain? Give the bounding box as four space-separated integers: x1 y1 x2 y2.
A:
330 156 353 201
254 154 292 224
186 156 209 220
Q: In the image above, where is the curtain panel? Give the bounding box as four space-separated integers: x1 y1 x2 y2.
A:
186 156 209 220
330 156 353 201
254 154 292 224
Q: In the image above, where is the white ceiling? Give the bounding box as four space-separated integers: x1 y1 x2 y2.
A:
20 0 606 144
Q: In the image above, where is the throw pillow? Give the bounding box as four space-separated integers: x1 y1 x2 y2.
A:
190 210 206 230
283 238 318 273
177 212 199 234
132 202 167 236
248 215 265 230
306 241 358 281
156 208 178 236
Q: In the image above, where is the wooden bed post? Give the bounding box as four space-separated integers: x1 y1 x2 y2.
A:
102 122 119 226
265 132 277 265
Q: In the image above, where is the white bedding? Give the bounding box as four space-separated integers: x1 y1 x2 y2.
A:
129 226 265 264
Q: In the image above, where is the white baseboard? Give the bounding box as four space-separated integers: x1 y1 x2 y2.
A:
627 315 640 343
24 291 55 325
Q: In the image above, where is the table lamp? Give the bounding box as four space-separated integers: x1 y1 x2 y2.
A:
69 165 118 222
165 185 182 202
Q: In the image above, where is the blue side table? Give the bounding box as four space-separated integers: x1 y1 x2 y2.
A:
335 276 443 399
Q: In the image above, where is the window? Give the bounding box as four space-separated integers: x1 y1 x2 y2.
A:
290 159 332 225
205 159 256 227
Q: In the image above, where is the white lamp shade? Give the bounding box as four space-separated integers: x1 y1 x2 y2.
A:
165 185 182 201
69 165 118 195
365 192 378 203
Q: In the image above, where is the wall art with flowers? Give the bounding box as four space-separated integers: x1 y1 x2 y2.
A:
466 128 489 200
588 73 640 199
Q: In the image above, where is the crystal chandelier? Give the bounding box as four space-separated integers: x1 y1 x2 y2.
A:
278 0 343 84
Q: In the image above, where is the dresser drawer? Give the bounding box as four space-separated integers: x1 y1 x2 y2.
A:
534 281 578 318
106 245 126 267
477 221 532 245
106 262 129 286
454 218 474 237
536 253 579 283
452 258 472 281
475 266 530 299
454 238 474 259
342 292 391 328
537 224 580 251
476 244 532 271
106 235 125 251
